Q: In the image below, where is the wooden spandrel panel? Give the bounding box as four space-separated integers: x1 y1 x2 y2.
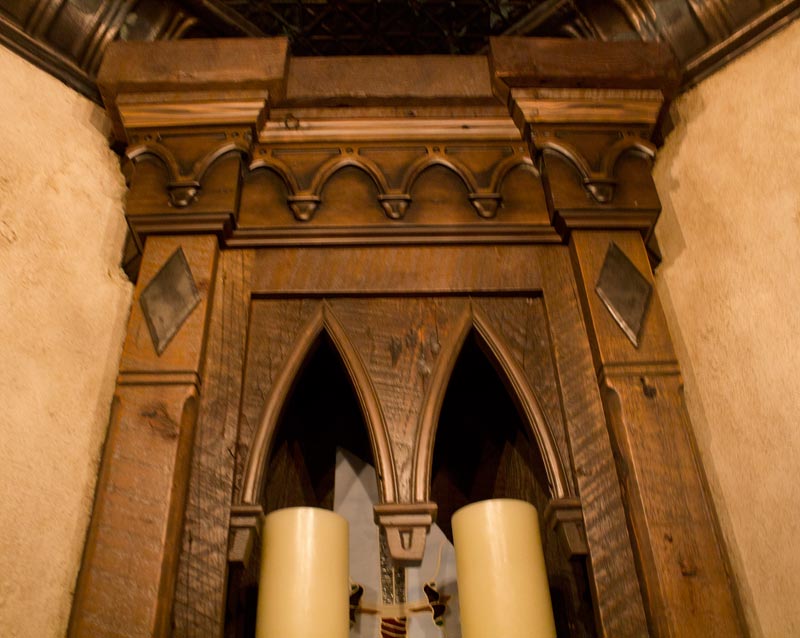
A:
233 294 573 509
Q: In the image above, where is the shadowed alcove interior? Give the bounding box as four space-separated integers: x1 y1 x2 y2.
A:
431 329 596 637
226 331 376 637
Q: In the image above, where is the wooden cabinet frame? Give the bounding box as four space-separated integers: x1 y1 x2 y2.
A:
69 37 747 638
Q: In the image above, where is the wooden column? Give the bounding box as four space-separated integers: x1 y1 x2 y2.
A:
491 37 747 637
69 235 218 636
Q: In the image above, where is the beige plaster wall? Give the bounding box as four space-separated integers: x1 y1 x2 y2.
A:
653 18 800 638
0 49 132 636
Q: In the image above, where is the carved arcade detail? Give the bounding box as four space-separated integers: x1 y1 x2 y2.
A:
127 128 253 209
250 141 534 221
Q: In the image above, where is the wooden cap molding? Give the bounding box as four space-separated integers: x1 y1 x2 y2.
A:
98 38 290 141
489 37 678 235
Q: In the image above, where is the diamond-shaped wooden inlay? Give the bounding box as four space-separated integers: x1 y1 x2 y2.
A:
139 247 201 355
595 242 652 347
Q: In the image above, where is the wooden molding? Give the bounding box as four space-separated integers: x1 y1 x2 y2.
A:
544 498 589 558
117 370 201 388
249 140 534 221
125 131 561 246
536 129 657 204
510 88 664 127
411 302 573 505
117 89 269 130
124 127 252 241
239 302 398 507
260 115 521 143
487 38 673 230
514 91 661 214
228 504 264 567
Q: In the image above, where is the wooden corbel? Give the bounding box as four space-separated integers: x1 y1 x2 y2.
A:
544 498 588 559
373 502 438 565
228 503 265 568
96 39 289 246
489 37 679 241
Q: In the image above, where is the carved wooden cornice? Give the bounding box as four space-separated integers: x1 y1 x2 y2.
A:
99 38 679 258
97 38 289 140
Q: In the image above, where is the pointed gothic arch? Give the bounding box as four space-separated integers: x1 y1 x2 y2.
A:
239 302 396 507
412 303 571 505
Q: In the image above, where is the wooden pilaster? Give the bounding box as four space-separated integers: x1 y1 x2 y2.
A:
69 40 289 637
69 235 218 637
492 37 747 636
569 231 746 636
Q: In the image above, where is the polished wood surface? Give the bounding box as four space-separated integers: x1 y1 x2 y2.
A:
70 37 747 638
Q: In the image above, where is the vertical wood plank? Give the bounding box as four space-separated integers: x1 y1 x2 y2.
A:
172 250 254 637
327 297 468 503
538 245 650 637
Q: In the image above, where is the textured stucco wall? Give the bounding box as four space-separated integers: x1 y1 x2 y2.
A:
653 18 800 638
0 49 132 636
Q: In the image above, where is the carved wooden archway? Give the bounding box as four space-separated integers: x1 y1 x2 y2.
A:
240 302 397 506
68 37 747 638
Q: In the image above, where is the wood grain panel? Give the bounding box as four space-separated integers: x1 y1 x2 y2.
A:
471 296 575 495
327 297 468 502
233 299 322 503
489 37 679 95
603 374 745 637
69 385 198 637
568 231 746 636
173 250 253 638
251 245 544 294
120 235 218 374
70 235 218 638
569 230 676 369
538 246 649 637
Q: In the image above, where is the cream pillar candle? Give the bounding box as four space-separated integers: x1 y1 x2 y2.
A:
256 507 350 638
452 499 556 638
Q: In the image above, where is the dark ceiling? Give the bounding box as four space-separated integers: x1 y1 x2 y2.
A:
0 0 798 102
207 0 582 55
